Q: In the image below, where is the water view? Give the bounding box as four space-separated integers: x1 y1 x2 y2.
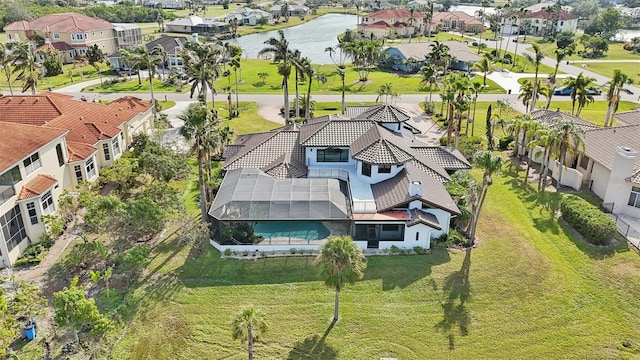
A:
227 14 359 64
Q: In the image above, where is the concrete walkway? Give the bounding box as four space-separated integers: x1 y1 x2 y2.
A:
614 214 640 251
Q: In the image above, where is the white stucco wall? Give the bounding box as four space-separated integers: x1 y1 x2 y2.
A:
529 146 545 164
422 208 452 238
590 162 610 200
355 162 404 184
550 160 583 191
403 223 433 249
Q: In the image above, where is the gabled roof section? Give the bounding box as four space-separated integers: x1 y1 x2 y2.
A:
407 209 441 229
223 128 305 173
4 12 113 32
17 174 58 200
261 152 307 179
353 104 411 123
145 35 189 53
0 96 63 125
0 122 67 173
371 163 459 214
530 109 596 131
613 109 640 126
351 126 414 164
67 141 97 162
365 8 424 19
411 146 471 171
432 11 482 24
300 119 375 147
584 125 640 176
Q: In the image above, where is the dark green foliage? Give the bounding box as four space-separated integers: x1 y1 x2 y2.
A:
560 195 616 245
13 235 54 267
220 222 261 245
498 135 514 151
114 246 150 277
458 136 485 160
42 49 63 76
131 133 189 182
485 104 494 150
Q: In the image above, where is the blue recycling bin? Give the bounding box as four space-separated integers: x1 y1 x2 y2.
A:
24 325 36 340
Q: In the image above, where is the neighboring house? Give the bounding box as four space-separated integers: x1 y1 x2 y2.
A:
4 12 142 64
429 11 484 33
270 4 310 17
224 8 271 26
384 41 480 73
209 104 471 253
0 93 153 268
363 0 392 11
407 0 443 12
524 2 572 13
144 0 185 9
358 9 425 38
165 15 228 34
109 35 191 70
501 10 578 36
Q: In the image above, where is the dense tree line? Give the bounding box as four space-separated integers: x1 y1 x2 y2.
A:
0 2 175 28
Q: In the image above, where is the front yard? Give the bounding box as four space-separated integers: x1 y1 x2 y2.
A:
105 164 640 359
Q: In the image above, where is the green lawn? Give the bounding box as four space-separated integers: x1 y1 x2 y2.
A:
157 100 176 111
92 59 506 95
573 62 640 80
0 63 110 93
106 160 640 359
531 37 640 61
427 101 521 139
85 77 185 93
479 49 559 75
536 101 637 127
220 101 281 135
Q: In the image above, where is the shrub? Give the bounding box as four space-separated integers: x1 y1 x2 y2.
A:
390 245 401 254
458 136 485 160
448 229 470 247
498 135 514 150
560 195 616 245
290 248 297 254
422 101 436 115
223 248 232 256
413 246 427 255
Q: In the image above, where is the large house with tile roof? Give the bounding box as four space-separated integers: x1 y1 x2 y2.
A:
358 8 424 39
428 11 484 33
0 93 153 268
524 109 640 218
384 41 481 73
501 9 577 36
4 12 142 63
209 105 470 252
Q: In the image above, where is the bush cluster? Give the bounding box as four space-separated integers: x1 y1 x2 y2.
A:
560 195 616 245
13 235 54 267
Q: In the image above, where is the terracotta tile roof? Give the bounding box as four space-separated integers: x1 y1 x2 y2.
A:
353 104 411 123
0 122 67 173
351 126 414 164
0 96 63 125
365 8 424 19
530 109 596 131
411 146 471 170
352 211 409 221
17 174 58 200
371 163 459 214
67 141 97 162
613 109 640 126
360 21 395 29
108 96 154 112
523 10 577 20
4 12 114 32
35 42 75 52
407 209 441 229
583 125 640 176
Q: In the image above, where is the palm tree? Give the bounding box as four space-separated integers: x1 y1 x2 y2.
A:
419 64 439 102
468 150 504 244
537 82 553 110
231 306 268 360
123 45 166 114
427 41 452 77
518 79 535 109
472 55 493 86
563 72 596 115
408 8 416 43
259 30 293 124
470 81 483 136
525 124 554 188
179 103 219 221
575 87 595 116
180 42 223 108
424 1 434 40
550 48 568 88
315 235 367 323
12 41 43 95
257 72 269 86
555 119 585 188
326 45 348 114
507 115 526 157
604 69 634 127
376 83 395 104
290 49 304 119
0 42 16 95
300 57 314 119
524 44 545 113
230 55 241 116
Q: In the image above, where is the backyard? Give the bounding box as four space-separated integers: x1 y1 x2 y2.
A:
537 101 637 127
573 62 640 80
102 164 640 359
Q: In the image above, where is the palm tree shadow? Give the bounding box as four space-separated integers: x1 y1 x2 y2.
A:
435 249 472 350
287 322 338 359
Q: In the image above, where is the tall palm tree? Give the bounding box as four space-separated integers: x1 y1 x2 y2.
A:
0 42 16 95
376 83 395 104
555 119 585 189
180 42 223 108
419 64 439 102
231 306 268 360
575 87 595 116
537 82 553 110
427 41 452 77
290 49 304 119
472 55 493 86
408 8 416 43
326 45 348 114
526 125 556 189
123 45 166 115
524 44 545 113
259 30 293 124
12 41 43 95
470 81 483 136
315 235 367 323
424 1 434 40
507 115 526 157
563 72 596 115
300 56 314 119
468 150 504 244
550 48 568 89
230 55 241 116
179 103 220 221
518 79 536 109
604 69 634 127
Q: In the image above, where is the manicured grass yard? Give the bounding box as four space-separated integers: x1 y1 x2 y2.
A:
536 101 637 127
107 163 640 359
573 62 640 80
531 38 640 61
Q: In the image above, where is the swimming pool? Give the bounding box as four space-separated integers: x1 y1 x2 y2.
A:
253 221 330 241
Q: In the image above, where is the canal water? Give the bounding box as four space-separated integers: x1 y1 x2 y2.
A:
227 14 359 64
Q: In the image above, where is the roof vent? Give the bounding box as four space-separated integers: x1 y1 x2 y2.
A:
409 181 423 197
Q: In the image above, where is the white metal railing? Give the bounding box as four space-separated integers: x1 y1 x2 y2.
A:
307 168 350 182
352 201 377 213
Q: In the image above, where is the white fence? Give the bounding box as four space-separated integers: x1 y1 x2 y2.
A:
307 168 350 182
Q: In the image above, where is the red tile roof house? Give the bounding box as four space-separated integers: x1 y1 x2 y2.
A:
208 104 471 253
428 11 484 34
525 109 640 219
0 93 152 268
357 9 425 39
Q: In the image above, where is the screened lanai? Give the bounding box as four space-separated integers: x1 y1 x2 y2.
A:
209 168 351 245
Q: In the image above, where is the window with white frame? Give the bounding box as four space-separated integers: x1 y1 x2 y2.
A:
41 190 54 215
112 137 120 155
1 205 27 252
53 33 60 39
85 157 96 179
23 153 41 175
628 187 640 209
103 143 111 161
27 202 38 225
74 165 83 183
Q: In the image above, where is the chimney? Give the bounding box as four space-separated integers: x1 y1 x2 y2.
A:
44 38 51 44
408 181 423 197
603 146 638 213
192 33 199 43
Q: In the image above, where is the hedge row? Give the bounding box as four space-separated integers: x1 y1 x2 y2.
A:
560 195 616 245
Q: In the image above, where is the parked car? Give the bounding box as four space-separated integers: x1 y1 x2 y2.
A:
553 86 602 96
471 41 479 46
